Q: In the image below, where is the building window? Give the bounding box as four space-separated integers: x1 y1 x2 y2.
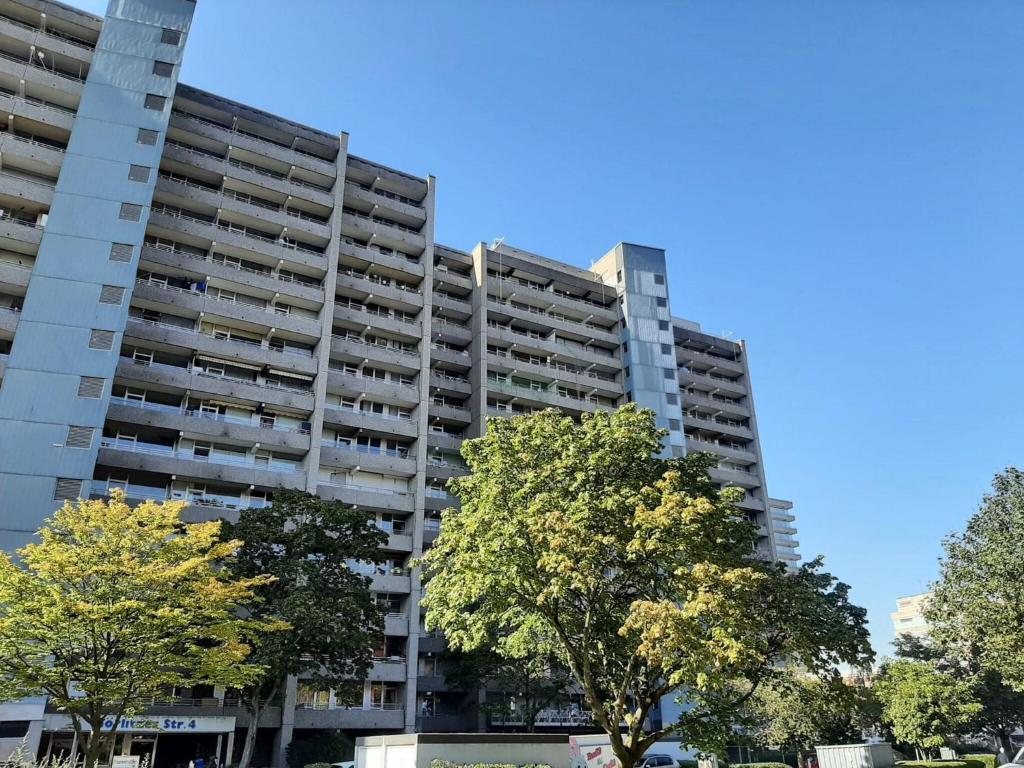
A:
656 297 667 308
137 128 158 146
144 93 167 111
65 426 94 449
658 320 669 331
53 478 83 502
623 366 630 378
109 243 133 262
119 203 142 221
99 285 125 305
160 28 182 45
88 329 115 350
668 419 681 431
661 343 672 355
663 368 675 379
654 274 666 285
665 393 678 405
152 60 174 77
616 270 623 283
78 377 104 398
128 164 151 182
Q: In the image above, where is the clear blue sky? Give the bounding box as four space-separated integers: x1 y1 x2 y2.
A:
83 0 1024 656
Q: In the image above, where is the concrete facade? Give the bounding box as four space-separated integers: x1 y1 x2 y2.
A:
0 0 800 763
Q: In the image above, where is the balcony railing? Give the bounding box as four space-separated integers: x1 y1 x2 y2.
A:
99 437 302 474
0 13 96 50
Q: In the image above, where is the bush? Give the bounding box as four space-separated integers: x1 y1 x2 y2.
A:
429 763 552 768
732 764 790 768
286 730 353 768
896 761 981 768
963 756 998 768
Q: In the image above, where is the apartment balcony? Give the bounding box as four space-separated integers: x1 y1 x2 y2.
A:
132 280 321 340
96 439 307 491
735 495 767 513
424 492 456 512
682 413 753 441
771 509 796 523
347 154 427 202
0 168 54 206
293 705 404 731
676 347 745 376
0 15 95 65
384 614 409 636
383 531 414 554
319 443 417 477
680 388 750 418
316 482 414 514
487 273 619 323
418 633 446 654
428 344 471 370
428 401 471 424
0 87 75 131
140 241 325 305
115 358 315 412
433 265 473 292
678 369 748 397
485 351 622 399
370 571 412 594
0 49 84 99
321 405 419 439
708 465 761 491
168 109 337 179
0 260 30 289
123 317 319 376
0 304 18 334
106 399 311 452
685 436 759 464
486 379 603 414
431 289 472 317
0 208 42 247
333 302 421 340
344 180 426 225
341 210 426 255
430 317 471 346
147 206 325 273
335 269 424 311
366 658 409 683
426 431 465 452
425 459 467 482
326 370 420 407
0 132 66 176
487 297 618 346
339 237 424 279
487 325 619 369
155 174 332 244
428 371 471 397
330 335 421 373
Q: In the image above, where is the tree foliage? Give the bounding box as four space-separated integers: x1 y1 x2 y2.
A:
223 489 386 768
420 406 873 768
930 468 1024 690
873 658 981 755
745 675 871 766
0 492 276 768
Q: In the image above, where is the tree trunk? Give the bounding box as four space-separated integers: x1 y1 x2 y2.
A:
997 731 1014 761
237 720 259 768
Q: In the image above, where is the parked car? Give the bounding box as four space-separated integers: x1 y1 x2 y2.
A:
637 756 676 768
999 748 1024 768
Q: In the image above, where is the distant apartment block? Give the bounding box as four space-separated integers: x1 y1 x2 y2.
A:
0 0 800 763
891 592 932 640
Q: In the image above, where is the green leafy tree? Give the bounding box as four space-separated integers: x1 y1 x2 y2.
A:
745 675 871 768
873 658 981 757
894 635 1024 756
420 406 873 768
930 468 1024 690
223 489 386 768
285 730 354 768
0 492 277 768
443 630 575 732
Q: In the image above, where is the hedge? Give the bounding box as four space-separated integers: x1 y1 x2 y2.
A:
963 756 998 768
896 761 989 768
429 762 552 768
732 763 790 768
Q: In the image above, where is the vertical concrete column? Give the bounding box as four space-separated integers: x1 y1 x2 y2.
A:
272 676 299 768
0 0 195 546
467 244 489 439
737 342 778 560
303 132 349 494
404 175 437 732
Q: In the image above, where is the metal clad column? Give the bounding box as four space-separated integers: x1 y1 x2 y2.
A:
0 0 197 550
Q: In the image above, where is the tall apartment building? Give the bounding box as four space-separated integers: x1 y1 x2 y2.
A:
0 0 800 764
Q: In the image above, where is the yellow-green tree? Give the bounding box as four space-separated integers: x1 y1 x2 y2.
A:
0 491 282 768
420 406 873 768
